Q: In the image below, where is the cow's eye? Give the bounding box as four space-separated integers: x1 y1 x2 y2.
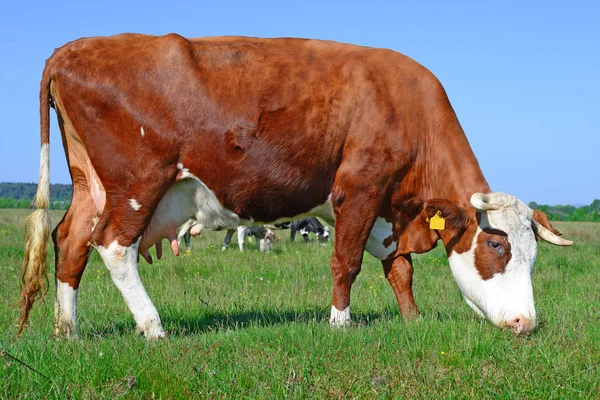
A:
488 241 502 251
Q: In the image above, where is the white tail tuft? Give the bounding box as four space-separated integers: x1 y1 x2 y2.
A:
17 71 52 335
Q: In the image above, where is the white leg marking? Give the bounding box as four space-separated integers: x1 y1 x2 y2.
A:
140 126 145 137
237 226 246 252
95 239 166 339
54 281 79 338
129 198 142 211
330 305 351 327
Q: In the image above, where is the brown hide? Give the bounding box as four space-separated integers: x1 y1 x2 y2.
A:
44 34 565 259
45 34 492 233
20 34 571 337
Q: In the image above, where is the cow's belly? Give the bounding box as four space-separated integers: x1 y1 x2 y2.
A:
365 218 397 260
266 194 336 226
140 181 397 261
269 194 397 260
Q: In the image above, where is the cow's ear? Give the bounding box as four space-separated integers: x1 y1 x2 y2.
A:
392 197 456 254
396 199 472 254
423 199 471 233
393 197 472 255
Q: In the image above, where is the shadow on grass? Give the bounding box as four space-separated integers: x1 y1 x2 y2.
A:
88 306 401 338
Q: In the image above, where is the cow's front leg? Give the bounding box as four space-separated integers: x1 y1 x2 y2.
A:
382 254 419 320
96 238 166 338
237 226 247 251
329 179 386 327
301 230 310 243
222 228 235 251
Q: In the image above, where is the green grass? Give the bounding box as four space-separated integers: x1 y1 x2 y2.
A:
1 209 598 398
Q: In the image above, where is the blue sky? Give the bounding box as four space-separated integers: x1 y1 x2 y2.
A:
0 1 598 205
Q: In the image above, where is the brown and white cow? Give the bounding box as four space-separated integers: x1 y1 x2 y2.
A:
18 34 572 339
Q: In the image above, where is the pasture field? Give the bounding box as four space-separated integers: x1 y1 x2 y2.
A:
0 209 598 399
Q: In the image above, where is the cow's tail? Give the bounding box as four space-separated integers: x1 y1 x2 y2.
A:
17 67 52 335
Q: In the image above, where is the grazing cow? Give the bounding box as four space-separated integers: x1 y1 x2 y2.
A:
222 226 275 252
19 34 572 339
290 217 331 242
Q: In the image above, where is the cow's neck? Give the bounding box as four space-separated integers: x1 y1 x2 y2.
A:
417 118 491 208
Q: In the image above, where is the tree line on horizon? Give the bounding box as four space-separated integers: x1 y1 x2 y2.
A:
0 182 598 221
528 200 600 222
0 182 72 210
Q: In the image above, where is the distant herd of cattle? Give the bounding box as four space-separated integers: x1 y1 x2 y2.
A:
182 217 331 252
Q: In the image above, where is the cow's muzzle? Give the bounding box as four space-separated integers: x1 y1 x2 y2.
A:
505 316 534 335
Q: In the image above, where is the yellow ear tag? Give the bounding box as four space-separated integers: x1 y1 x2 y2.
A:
429 211 446 231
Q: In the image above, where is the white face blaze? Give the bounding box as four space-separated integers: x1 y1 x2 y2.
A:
448 193 538 330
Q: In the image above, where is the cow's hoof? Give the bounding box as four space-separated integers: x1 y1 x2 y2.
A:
53 320 79 339
136 323 167 339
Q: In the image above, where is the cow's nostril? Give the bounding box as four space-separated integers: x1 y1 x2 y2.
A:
508 316 532 335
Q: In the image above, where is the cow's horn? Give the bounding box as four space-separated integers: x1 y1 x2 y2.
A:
532 220 573 246
470 193 500 211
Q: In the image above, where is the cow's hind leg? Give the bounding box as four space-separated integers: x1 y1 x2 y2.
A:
382 254 419 320
95 236 166 338
329 171 388 326
91 178 175 339
52 182 98 338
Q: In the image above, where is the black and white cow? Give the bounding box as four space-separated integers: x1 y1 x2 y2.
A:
290 218 331 243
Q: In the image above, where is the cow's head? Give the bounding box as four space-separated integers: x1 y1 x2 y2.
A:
318 226 331 242
426 192 572 334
